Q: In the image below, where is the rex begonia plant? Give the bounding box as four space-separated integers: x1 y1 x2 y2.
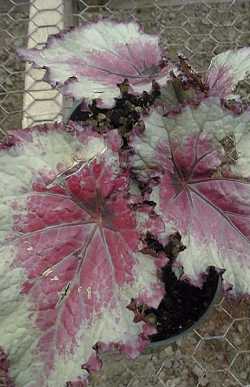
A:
0 20 249 387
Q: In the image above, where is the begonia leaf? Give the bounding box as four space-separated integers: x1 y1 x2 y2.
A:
18 21 173 107
130 97 250 294
207 47 250 99
0 123 165 386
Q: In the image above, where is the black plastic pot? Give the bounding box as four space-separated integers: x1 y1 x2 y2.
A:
64 100 86 124
147 273 223 352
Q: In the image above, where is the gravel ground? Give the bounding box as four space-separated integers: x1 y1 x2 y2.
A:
88 296 250 387
1 0 250 386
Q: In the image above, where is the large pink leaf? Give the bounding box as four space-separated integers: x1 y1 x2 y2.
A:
130 97 250 294
207 47 250 99
18 21 173 108
0 123 165 386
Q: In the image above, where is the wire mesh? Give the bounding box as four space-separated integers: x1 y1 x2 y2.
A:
0 0 29 135
22 0 65 128
0 0 249 386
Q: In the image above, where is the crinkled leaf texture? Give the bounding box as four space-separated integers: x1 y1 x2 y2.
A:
131 97 250 294
207 47 250 98
0 123 165 386
18 21 172 108
0 347 14 387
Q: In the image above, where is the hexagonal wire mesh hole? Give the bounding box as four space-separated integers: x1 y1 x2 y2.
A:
1 0 250 386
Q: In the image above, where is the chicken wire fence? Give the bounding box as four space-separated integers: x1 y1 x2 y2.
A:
0 0 250 386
